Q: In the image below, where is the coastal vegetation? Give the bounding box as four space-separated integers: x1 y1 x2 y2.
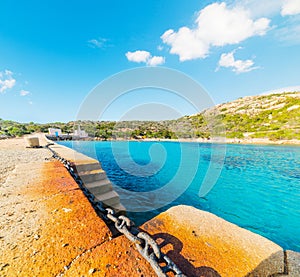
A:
215 92 300 140
1 92 299 141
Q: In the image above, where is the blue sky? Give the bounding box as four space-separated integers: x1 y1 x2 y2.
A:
0 0 300 122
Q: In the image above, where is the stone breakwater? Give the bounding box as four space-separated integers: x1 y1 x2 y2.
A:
0 135 299 276
45 139 125 213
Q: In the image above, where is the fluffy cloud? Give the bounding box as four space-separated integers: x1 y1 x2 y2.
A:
88 37 108 48
235 0 300 17
281 0 300 16
126 50 151 63
147 56 165 66
161 2 270 61
161 28 209 61
217 49 258 73
0 70 16 93
126 50 165 66
20 89 30 96
234 0 283 17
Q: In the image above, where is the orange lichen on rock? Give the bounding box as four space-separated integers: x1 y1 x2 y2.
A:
24 160 80 199
141 205 285 277
64 235 157 277
0 160 112 276
0 159 157 276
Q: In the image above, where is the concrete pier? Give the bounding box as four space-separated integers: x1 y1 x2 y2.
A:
1 135 299 276
46 139 125 213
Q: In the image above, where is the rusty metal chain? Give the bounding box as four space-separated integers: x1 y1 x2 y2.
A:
45 144 186 277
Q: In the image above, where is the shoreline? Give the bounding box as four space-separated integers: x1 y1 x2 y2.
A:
142 137 300 146
1 132 292 146
57 136 300 146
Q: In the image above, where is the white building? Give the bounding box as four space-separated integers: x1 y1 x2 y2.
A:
48 128 62 136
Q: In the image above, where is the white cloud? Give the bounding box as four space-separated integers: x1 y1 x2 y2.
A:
233 0 283 17
126 50 151 63
161 2 270 61
4 69 13 76
147 56 165 66
20 89 30 96
235 0 300 17
217 49 258 73
0 79 16 93
276 23 300 43
157 45 164 51
88 37 108 48
0 70 16 93
126 50 165 66
281 0 300 16
244 0 300 17
161 27 209 60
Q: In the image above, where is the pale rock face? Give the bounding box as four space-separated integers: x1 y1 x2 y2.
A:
287 105 300 112
215 91 300 116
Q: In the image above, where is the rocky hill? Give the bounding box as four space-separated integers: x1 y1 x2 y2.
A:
1 91 300 142
211 91 300 140
162 91 300 141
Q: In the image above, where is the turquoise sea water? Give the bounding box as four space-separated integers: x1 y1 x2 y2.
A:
58 141 300 252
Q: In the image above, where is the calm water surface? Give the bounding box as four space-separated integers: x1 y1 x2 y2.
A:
58 141 300 252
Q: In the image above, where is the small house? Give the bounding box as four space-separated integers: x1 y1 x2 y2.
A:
48 128 62 137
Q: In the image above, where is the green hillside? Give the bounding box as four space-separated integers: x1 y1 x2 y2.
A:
212 91 300 140
159 91 300 141
1 91 300 141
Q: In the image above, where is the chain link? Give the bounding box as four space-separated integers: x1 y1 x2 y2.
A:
45 144 186 277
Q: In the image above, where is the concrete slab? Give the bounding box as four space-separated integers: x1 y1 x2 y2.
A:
64 235 157 277
287 250 300 276
0 160 112 276
141 205 285 277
